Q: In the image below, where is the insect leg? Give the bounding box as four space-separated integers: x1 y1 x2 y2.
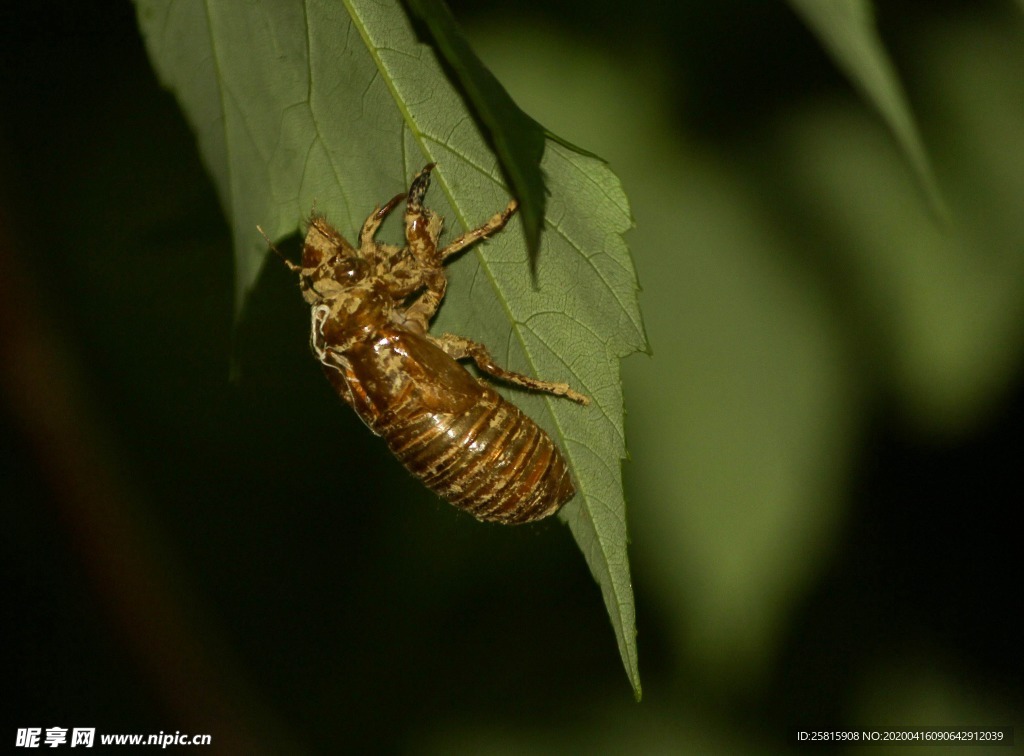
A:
358 192 405 249
406 163 437 210
405 164 443 266
397 270 447 334
431 333 589 406
439 199 518 260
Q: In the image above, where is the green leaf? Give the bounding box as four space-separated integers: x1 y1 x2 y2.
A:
401 0 546 258
133 0 645 695
788 0 947 219
399 0 604 278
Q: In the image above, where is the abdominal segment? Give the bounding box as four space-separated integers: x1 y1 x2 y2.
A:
381 386 575 524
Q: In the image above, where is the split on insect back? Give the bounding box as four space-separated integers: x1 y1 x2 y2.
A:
258 164 588 525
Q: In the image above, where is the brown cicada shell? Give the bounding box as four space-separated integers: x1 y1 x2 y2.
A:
264 165 588 524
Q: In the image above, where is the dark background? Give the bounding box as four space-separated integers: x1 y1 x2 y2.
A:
3 1 1021 752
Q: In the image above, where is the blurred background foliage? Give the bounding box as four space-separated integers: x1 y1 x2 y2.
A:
2 1 1021 753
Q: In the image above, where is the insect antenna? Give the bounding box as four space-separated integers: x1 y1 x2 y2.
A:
257 225 301 273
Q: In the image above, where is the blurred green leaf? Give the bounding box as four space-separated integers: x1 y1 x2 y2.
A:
788 0 947 219
776 16 1024 432
132 0 644 694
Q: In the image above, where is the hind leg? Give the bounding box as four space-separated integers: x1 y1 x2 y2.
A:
431 333 589 405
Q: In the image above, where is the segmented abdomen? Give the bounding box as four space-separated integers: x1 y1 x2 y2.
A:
379 386 575 525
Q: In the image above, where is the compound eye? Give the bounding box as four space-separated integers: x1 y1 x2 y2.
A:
330 255 368 284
